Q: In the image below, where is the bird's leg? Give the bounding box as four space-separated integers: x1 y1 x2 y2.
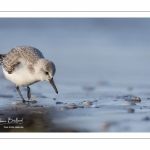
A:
27 86 31 100
16 86 25 103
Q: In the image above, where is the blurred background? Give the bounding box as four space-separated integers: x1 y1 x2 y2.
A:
0 18 150 87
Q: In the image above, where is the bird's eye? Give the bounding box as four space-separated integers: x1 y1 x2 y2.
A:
45 72 49 75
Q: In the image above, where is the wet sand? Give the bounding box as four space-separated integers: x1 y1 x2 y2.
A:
0 79 150 132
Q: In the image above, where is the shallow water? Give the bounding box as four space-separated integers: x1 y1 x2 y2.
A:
0 18 150 132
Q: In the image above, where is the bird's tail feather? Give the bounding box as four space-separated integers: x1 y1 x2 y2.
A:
0 54 6 65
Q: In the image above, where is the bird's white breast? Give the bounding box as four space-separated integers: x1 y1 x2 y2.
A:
2 59 40 86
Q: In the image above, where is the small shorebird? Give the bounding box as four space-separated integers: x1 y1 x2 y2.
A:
0 46 58 103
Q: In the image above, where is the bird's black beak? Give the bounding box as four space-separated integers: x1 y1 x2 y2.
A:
49 78 58 94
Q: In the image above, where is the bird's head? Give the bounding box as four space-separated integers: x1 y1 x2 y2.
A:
37 59 58 94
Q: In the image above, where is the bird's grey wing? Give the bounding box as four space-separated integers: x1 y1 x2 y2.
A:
0 54 6 65
17 46 44 63
2 50 21 74
2 46 44 74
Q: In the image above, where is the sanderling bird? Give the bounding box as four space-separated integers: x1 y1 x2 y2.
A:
0 46 58 103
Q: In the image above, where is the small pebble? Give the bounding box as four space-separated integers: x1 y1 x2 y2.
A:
123 95 141 102
60 107 70 111
91 105 99 108
56 101 63 104
127 108 135 113
131 97 141 102
83 101 92 106
70 104 77 109
53 98 56 100
64 102 67 105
